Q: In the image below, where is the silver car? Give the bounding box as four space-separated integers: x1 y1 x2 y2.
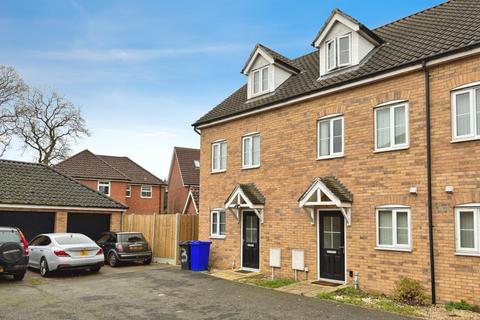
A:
28 233 104 277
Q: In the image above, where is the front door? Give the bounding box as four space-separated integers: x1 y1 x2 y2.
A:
242 212 259 270
319 211 345 281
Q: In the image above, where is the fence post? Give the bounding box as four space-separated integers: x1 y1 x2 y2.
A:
174 213 180 264
151 211 157 257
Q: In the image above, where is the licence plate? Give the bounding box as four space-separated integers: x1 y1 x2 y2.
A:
130 246 142 251
80 250 88 256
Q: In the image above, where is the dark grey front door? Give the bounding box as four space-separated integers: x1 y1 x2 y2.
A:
319 211 345 281
242 212 259 269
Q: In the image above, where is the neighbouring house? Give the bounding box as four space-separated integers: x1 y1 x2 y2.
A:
193 0 480 305
0 159 127 241
167 147 200 214
54 150 166 215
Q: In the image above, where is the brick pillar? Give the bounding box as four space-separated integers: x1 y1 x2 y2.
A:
110 212 122 232
55 210 68 233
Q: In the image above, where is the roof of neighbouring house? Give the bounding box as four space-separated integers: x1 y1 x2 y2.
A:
189 186 200 209
171 147 200 186
0 159 127 209
97 155 165 185
194 0 480 127
54 150 165 185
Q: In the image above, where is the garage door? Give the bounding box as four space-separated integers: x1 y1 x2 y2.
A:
0 211 56 241
67 213 111 241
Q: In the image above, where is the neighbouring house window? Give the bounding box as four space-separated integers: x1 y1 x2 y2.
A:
242 133 260 169
194 160 200 169
252 66 269 95
326 33 351 71
376 207 411 250
140 185 152 198
98 181 110 196
375 102 409 151
317 115 344 159
211 210 226 237
455 207 480 253
211 141 227 172
452 86 480 140
126 185 131 197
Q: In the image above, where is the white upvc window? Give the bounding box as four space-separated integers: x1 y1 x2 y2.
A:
211 141 227 173
126 185 131 198
210 210 226 238
376 207 411 251
98 181 111 196
242 133 260 169
452 86 480 141
140 185 152 198
455 207 479 254
375 102 409 151
326 33 351 72
252 66 269 96
317 115 344 159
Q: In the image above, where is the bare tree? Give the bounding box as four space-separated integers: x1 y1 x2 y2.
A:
14 88 90 165
0 66 27 156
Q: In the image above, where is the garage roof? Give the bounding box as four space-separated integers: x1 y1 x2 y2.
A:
0 159 127 209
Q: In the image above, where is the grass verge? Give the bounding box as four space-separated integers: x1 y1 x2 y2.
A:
248 278 297 289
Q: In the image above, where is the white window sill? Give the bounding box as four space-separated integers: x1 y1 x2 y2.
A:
455 251 480 257
242 165 260 170
211 170 226 174
209 235 226 240
451 136 480 144
140 196 152 199
375 246 412 252
317 154 344 161
373 145 409 154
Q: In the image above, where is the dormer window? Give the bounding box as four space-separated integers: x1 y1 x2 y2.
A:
252 66 269 96
326 33 351 72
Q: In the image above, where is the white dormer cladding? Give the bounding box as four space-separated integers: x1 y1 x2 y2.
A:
242 45 298 100
313 9 382 77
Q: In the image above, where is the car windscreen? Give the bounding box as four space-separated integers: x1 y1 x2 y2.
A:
55 234 94 245
119 233 145 243
0 230 20 243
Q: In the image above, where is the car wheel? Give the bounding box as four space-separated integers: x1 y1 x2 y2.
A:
108 252 118 267
90 266 101 273
40 258 51 277
12 272 25 281
143 257 152 265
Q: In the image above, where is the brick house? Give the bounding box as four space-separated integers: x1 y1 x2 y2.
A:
167 147 200 214
0 159 126 241
193 1 480 305
55 150 166 215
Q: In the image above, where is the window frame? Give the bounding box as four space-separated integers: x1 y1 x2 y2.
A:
337 33 351 68
125 185 131 198
317 115 344 160
375 207 412 251
251 66 270 97
98 180 111 196
140 185 152 199
210 210 226 239
242 133 260 169
455 207 479 254
451 86 480 142
326 39 337 71
374 102 409 152
211 140 227 173
326 33 351 72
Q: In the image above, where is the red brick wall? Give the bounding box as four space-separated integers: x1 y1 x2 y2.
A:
168 154 190 213
78 179 127 205
125 184 164 215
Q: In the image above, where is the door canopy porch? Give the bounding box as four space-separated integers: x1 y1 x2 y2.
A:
225 183 265 223
298 176 353 225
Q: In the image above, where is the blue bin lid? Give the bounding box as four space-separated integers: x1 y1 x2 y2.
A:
189 240 212 246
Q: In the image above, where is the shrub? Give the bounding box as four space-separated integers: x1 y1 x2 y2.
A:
445 300 474 312
393 277 428 306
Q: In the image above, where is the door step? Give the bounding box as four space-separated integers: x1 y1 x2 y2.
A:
311 280 342 287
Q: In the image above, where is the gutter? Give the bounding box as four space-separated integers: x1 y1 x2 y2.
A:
422 60 436 304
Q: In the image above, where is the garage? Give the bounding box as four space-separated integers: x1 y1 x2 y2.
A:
67 212 111 241
0 211 56 241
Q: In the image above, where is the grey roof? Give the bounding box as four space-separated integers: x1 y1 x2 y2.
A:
225 183 265 206
0 159 127 209
194 0 480 127
299 176 353 203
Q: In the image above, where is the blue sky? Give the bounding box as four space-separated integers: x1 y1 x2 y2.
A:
0 0 443 179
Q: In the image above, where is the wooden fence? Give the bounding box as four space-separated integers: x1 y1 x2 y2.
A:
122 213 198 264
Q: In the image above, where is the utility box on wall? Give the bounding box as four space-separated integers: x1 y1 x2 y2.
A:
292 249 304 271
269 248 281 268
